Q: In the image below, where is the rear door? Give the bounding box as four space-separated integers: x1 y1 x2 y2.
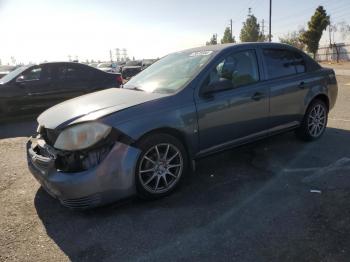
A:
54 64 115 100
53 63 90 101
89 67 117 90
260 48 309 131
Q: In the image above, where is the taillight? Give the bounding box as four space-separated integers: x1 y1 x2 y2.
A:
116 75 123 87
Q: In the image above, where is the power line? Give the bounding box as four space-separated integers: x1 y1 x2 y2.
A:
269 0 272 42
273 1 350 25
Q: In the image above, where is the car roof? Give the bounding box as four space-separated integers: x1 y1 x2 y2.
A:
181 42 299 53
37 62 90 67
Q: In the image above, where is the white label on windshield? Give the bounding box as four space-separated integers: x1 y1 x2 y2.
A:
189 51 213 57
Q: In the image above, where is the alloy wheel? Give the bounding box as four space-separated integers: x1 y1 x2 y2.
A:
307 104 327 138
138 143 183 194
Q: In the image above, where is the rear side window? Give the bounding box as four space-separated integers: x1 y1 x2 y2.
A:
56 65 90 81
263 49 296 79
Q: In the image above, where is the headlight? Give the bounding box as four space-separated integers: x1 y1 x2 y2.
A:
54 122 112 151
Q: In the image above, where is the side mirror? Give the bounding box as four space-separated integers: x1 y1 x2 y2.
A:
200 79 232 97
16 75 25 83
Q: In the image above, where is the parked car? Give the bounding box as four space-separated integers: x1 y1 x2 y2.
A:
0 62 123 120
27 43 338 209
0 65 18 78
121 60 142 79
97 62 119 73
88 63 99 68
142 59 156 69
121 59 156 79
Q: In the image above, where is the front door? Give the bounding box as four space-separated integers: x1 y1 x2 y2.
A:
16 65 58 115
195 49 269 154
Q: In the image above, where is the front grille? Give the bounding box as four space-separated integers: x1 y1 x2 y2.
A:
60 194 101 209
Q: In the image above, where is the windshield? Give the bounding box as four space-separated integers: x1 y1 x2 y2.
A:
0 65 31 83
124 51 213 93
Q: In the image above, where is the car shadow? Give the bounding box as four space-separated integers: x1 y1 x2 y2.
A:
0 117 37 139
34 127 350 261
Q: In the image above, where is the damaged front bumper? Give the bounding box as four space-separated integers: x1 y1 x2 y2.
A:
27 136 141 209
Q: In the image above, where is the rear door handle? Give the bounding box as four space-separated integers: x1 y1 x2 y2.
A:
251 92 264 101
298 81 306 89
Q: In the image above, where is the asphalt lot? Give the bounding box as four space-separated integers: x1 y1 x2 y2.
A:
1 74 350 262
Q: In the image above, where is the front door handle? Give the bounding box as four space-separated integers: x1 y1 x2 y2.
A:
251 92 264 101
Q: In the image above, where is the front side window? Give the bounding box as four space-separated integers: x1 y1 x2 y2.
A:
22 67 42 81
205 50 259 91
263 49 297 79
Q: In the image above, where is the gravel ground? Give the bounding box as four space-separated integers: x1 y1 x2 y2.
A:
0 75 350 262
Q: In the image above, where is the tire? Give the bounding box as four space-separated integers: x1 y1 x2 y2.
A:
296 99 328 141
135 133 188 200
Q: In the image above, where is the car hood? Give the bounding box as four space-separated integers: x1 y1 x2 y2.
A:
38 88 167 129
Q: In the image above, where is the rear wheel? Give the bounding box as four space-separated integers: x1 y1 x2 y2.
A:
296 99 328 141
135 134 188 199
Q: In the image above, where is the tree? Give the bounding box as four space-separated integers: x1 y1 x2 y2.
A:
206 34 218 45
279 29 305 50
240 14 263 42
300 6 330 58
221 27 235 44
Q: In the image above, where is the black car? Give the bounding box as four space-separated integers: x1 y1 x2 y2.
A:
121 59 156 79
0 62 123 120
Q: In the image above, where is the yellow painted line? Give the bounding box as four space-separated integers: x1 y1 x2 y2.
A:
329 118 350 122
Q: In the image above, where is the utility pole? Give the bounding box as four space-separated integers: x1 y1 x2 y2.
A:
115 48 120 62
261 19 265 36
230 19 233 40
110 49 113 62
269 0 272 42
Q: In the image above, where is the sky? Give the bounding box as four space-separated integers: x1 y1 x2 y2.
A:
0 0 349 64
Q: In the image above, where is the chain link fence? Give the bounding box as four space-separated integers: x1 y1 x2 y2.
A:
316 43 350 62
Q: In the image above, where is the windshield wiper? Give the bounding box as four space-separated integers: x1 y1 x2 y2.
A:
132 87 145 92
125 85 145 92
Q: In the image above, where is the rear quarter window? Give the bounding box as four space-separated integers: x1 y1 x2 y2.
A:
304 55 322 72
294 52 306 74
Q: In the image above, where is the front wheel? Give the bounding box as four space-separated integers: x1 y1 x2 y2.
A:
296 99 328 141
135 134 188 199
